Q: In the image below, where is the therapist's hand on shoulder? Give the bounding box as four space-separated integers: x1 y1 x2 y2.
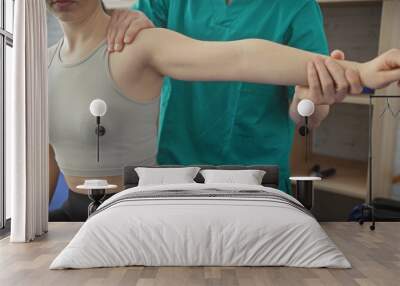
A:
107 9 154 52
290 50 363 128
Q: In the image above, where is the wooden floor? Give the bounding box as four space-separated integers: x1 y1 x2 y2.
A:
0 222 399 286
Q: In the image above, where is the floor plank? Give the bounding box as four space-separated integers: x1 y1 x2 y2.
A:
0 222 399 286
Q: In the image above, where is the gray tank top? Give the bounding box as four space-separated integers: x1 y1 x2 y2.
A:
48 39 159 177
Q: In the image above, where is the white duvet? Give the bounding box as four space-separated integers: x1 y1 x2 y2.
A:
50 183 351 269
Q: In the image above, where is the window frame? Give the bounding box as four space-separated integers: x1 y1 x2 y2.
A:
0 0 13 231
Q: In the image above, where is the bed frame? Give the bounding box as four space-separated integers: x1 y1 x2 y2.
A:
123 165 280 189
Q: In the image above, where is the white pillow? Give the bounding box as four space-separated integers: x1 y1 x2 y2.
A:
135 167 201 186
200 169 266 185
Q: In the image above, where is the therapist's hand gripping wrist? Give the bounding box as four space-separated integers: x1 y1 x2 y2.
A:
297 48 400 119
107 9 154 52
291 50 363 129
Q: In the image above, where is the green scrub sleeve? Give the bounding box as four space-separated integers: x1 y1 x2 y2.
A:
285 0 330 100
132 0 169 28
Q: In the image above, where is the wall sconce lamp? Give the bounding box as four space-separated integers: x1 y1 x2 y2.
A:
89 99 107 162
297 99 315 162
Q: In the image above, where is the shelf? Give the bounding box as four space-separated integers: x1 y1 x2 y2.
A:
291 154 368 199
342 95 370 105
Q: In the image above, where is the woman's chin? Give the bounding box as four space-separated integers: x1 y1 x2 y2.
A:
50 2 79 20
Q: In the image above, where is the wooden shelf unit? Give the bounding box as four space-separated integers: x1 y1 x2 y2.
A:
291 153 368 199
342 94 371 105
291 0 400 201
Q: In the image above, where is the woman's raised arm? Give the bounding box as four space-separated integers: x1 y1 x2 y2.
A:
130 28 400 104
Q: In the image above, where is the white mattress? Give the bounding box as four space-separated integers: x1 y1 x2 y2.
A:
50 183 351 269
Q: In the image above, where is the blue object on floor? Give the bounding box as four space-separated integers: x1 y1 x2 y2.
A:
349 204 365 222
49 173 69 211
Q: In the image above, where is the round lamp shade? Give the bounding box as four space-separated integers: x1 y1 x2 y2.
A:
90 99 107 117
297 99 315 117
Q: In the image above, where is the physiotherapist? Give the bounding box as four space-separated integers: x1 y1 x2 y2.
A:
107 0 362 193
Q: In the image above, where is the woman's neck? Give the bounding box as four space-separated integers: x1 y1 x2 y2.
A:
60 7 110 61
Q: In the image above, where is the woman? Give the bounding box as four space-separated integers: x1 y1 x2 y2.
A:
47 0 400 221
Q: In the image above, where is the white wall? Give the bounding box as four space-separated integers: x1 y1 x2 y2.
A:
5 46 12 219
5 0 15 219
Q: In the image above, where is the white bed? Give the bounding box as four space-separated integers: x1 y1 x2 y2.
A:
50 183 351 269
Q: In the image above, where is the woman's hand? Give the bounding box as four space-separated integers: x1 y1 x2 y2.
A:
359 49 400 89
107 9 154 52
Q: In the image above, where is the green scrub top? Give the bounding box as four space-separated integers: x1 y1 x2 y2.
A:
133 0 329 193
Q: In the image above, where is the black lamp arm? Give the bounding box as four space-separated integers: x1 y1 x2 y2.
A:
95 116 106 162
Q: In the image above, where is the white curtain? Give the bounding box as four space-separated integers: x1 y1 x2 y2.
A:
7 0 49 242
